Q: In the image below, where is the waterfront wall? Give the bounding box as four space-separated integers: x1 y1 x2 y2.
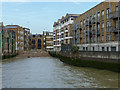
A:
49 52 120 73
59 51 120 63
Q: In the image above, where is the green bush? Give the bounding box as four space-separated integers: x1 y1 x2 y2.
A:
71 46 79 53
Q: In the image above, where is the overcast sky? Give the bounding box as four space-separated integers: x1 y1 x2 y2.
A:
1 1 100 34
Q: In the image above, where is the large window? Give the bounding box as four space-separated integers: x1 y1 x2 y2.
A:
116 6 118 17
106 21 110 33
106 35 111 42
102 10 104 20
107 8 109 19
102 35 104 43
98 12 100 20
102 23 104 33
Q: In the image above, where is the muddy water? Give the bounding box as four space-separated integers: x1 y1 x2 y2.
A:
2 57 119 88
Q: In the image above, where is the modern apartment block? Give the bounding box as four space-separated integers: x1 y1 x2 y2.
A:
29 34 43 50
0 22 3 57
53 13 80 52
72 1 120 52
23 28 30 51
6 25 25 53
43 31 53 51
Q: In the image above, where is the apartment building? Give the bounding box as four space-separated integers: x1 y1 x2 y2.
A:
0 23 16 55
0 22 3 57
23 28 30 51
6 25 24 53
53 13 80 52
2 27 16 55
43 31 53 51
29 34 43 50
72 1 120 52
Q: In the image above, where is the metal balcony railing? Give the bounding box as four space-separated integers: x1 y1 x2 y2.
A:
111 26 120 33
109 11 120 19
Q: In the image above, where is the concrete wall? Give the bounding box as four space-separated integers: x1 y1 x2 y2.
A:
60 51 120 63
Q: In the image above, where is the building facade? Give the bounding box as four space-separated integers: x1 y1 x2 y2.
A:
23 28 30 51
43 31 53 51
29 34 43 50
72 1 120 52
6 25 25 53
53 13 80 52
0 22 3 57
2 28 16 55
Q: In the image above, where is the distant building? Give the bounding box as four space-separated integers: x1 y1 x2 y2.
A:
5 25 25 53
2 28 16 55
0 22 3 57
0 23 16 55
29 34 43 50
53 13 80 52
23 28 30 51
43 31 53 51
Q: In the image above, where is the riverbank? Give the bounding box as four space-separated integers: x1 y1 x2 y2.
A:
49 52 120 73
18 50 50 58
2 53 18 60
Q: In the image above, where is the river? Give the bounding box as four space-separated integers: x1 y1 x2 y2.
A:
2 57 119 88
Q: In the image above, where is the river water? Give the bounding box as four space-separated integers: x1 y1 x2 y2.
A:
2 57 119 88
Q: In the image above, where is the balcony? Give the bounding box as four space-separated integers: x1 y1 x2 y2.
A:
111 27 120 33
97 18 100 24
110 11 120 19
85 20 92 27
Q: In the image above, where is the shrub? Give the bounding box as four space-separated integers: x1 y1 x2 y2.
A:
71 45 79 53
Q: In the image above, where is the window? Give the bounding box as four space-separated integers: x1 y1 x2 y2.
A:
106 35 111 42
106 21 110 32
97 37 100 43
80 21 82 26
98 12 100 20
116 6 118 17
102 23 104 33
102 35 104 43
107 8 109 19
102 10 104 20
111 47 116 52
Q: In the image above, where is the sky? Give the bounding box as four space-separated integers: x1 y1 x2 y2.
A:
1 2 101 34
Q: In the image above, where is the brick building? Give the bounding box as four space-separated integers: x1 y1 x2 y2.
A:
29 34 43 50
72 1 120 52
